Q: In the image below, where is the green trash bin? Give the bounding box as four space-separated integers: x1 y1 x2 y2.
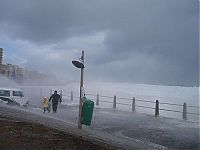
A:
82 99 94 126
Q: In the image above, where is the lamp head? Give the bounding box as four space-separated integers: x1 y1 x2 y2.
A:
72 60 84 68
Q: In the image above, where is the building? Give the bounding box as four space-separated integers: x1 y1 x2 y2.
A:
0 48 3 65
0 48 47 82
0 63 23 80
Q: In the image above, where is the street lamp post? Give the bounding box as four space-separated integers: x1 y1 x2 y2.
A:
72 50 84 129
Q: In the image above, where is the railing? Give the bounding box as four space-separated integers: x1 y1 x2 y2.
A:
53 90 200 122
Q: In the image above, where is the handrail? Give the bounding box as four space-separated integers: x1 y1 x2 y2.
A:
85 93 96 96
159 108 182 113
100 95 114 99
99 100 113 104
159 102 183 107
117 97 132 101
60 91 200 117
75 92 200 108
135 105 155 110
116 102 131 106
187 105 200 109
135 99 156 104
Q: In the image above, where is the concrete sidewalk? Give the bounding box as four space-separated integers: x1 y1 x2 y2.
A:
0 104 199 149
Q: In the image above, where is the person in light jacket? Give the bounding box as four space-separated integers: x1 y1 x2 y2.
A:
43 97 50 113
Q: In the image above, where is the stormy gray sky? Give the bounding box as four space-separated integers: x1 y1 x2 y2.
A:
0 0 199 86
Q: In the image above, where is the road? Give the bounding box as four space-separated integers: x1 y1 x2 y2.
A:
0 103 199 150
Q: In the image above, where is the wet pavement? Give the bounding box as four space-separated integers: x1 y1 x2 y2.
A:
0 103 199 149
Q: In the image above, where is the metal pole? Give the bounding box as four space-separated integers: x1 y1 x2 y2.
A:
71 90 73 101
50 89 52 97
78 50 84 129
132 97 136 112
60 90 62 101
96 93 99 106
183 102 187 120
155 100 159 117
113 95 116 109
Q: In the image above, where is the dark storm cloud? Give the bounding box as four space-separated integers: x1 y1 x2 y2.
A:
0 0 198 86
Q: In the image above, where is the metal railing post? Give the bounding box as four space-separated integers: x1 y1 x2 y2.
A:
50 89 52 97
60 90 62 101
132 97 136 112
155 100 159 117
113 95 116 109
96 93 99 106
71 90 73 101
183 102 187 120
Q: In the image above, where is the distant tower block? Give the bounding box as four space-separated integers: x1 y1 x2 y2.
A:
0 48 3 65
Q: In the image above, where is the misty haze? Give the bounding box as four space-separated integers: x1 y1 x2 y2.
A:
0 0 199 150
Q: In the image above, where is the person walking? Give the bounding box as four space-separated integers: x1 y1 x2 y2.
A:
43 97 50 113
49 91 61 113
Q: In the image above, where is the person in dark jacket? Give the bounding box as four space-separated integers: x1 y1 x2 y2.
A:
49 91 61 113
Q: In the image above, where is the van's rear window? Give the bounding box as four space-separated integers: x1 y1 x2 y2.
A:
0 90 10 97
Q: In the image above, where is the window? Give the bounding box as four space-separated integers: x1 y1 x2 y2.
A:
0 90 10 97
13 91 23 97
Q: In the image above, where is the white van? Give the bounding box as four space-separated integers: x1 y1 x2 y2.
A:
0 88 29 107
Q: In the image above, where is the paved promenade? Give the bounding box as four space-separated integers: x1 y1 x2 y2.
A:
0 104 199 149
